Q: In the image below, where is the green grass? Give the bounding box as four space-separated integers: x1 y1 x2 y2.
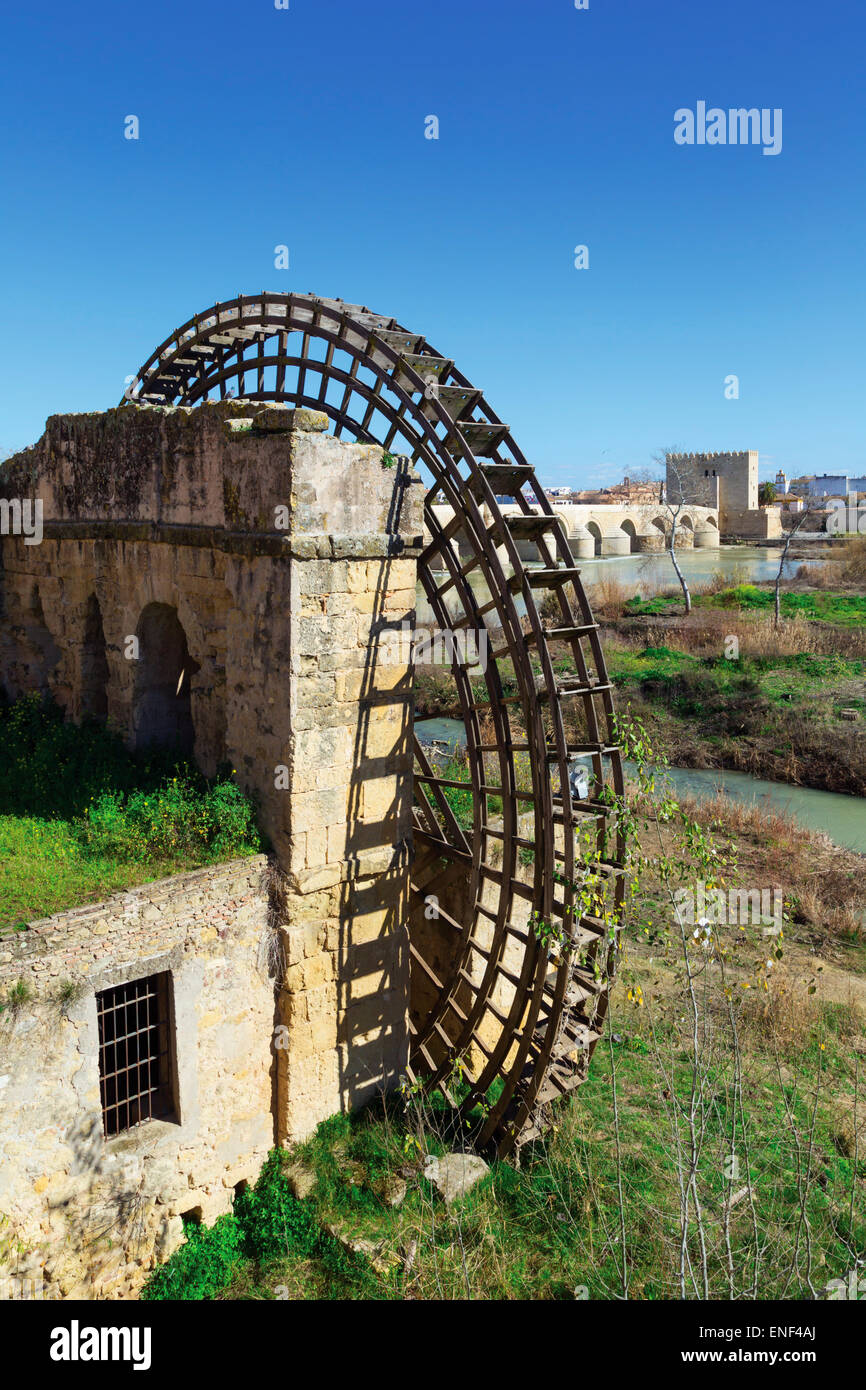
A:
437 749 475 830
0 815 212 929
142 1001 866 1301
625 584 866 627
142 1151 380 1301
0 695 264 932
607 646 865 710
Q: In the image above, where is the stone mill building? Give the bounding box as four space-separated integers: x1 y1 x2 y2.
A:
0 401 423 1296
0 294 628 1298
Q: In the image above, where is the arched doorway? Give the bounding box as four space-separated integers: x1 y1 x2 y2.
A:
132 603 199 757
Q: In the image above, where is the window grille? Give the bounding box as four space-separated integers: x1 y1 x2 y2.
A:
96 973 176 1136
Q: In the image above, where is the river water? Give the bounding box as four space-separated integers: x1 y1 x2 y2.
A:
414 543 863 852
415 718 866 854
639 763 866 855
576 544 822 592
416 544 827 625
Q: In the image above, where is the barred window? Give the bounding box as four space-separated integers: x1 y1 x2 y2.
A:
96 973 177 1136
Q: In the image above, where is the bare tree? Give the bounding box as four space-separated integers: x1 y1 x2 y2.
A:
652 448 694 615
773 496 827 628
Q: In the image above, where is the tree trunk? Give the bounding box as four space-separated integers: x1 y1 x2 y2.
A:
669 520 692 614
774 515 806 629
773 554 784 628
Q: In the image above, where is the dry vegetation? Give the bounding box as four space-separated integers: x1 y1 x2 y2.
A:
144 785 865 1302
801 535 866 588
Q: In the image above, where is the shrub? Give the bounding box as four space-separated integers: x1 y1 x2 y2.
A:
142 1150 377 1300
76 778 262 864
0 695 263 865
141 1215 244 1301
437 748 474 831
233 1152 320 1261
3 979 33 1012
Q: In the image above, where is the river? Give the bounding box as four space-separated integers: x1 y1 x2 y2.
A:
415 717 866 854
416 544 828 625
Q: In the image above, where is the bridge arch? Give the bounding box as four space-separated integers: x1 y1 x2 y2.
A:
620 517 639 553
585 520 603 556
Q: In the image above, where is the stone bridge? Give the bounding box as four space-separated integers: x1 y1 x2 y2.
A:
429 500 720 563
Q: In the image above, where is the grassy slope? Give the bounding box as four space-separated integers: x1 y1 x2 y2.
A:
145 989 864 1302
603 587 866 795
414 584 866 797
145 794 866 1301
276 1003 862 1302
625 584 866 627
0 815 225 930
606 648 866 789
0 697 263 933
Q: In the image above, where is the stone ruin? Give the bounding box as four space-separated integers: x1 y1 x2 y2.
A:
0 291 627 1298
0 402 423 1296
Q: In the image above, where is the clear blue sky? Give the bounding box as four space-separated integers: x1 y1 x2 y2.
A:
1 0 863 486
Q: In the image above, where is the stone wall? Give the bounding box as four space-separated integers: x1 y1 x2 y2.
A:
0 403 423 869
0 402 424 1294
0 856 274 1299
720 506 783 540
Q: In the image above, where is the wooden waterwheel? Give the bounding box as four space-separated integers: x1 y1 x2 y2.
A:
124 292 626 1157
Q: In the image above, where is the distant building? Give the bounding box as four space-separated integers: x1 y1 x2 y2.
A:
775 469 789 491
666 450 781 539
801 474 866 498
605 476 661 504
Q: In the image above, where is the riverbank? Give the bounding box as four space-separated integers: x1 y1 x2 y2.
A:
601 567 866 797
604 634 866 797
415 554 866 800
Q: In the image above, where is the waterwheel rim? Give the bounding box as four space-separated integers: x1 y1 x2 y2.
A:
122 291 626 1156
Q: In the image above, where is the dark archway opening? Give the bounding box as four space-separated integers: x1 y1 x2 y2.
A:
81 594 109 720
132 603 199 757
